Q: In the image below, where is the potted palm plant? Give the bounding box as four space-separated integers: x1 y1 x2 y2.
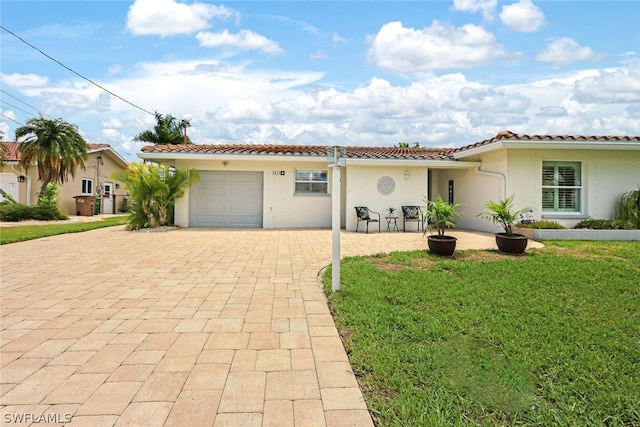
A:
422 196 461 256
477 195 530 254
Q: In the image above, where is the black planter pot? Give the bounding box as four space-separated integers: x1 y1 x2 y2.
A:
495 233 528 254
427 235 457 256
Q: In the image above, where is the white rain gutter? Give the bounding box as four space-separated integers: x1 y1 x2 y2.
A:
475 166 506 199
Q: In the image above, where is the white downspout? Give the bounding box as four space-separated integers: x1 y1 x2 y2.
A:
475 166 506 199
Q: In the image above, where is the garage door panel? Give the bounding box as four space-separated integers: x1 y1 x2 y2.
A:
190 171 263 227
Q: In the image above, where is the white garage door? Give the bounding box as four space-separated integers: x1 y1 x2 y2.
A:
189 171 263 227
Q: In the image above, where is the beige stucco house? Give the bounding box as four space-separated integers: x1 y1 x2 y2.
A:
0 142 130 216
138 131 640 233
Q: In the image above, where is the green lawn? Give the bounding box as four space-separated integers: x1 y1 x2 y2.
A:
324 242 640 426
0 216 128 244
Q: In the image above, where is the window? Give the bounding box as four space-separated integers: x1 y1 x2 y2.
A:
81 178 93 195
294 170 328 194
542 161 582 212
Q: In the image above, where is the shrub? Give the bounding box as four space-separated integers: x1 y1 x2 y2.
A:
518 220 565 229
31 204 68 220
616 186 640 228
0 202 32 221
0 200 68 222
38 183 61 208
574 218 634 230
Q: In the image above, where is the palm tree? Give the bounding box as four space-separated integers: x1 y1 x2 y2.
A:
15 116 89 202
111 162 199 229
133 111 191 145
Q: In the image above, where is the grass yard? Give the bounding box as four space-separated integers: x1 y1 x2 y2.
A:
323 241 640 426
0 216 128 244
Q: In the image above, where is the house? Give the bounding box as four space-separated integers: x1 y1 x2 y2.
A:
138 131 640 232
0 142 130 216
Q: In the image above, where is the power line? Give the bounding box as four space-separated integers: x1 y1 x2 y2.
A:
0 113 24 126
0 88 52 119
0 100 38 120
0 25 155 116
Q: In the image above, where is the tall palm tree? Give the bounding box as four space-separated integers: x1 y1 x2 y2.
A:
15 116 89 201
133 111 191 145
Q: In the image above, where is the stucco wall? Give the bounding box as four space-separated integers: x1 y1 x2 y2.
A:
505 149 640 228
345 165 427 232
436 149 508 233
174 159 334 228
58 152 128 215
1 151 128 216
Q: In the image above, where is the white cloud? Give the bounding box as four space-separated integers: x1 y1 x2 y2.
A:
500 0 545 32
310 50 328 60
367 21 506 72
332 33 347 44
108 65 122 75
537 38 604 65
573 68 640 104
452 0 498 20
196 30 283 55
101 118 123 128
126 0 233 37
536 106 568 117
0 73 49 87
458 87 531 113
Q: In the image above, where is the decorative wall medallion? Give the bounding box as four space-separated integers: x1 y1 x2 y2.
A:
377 176 396 195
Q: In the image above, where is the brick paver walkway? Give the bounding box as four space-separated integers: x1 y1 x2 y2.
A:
0 226 541 426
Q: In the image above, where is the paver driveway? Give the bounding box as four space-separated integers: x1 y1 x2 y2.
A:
0 226 530 426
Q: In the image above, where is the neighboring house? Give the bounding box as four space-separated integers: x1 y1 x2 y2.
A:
138 131 640 232
0 142 130 216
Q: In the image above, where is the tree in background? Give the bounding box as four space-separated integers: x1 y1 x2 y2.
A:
133 111 192 145
14 116 88 203
111 162 200 229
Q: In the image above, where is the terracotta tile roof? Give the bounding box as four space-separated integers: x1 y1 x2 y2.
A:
455 130 640 152
1 142 113 161
1 142 20 161
141 144 457 160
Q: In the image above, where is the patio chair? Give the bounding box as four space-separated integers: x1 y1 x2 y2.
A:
401 206 424 232
354 206 380 233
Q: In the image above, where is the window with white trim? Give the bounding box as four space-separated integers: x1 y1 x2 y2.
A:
81 178 93 195
542 161 582 212
294 170 328 194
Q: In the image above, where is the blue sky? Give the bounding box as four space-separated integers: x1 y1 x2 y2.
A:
1 0 639 161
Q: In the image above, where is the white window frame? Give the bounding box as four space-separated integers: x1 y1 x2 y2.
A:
294 169 328 195
81 178 93 195
542 161 582 213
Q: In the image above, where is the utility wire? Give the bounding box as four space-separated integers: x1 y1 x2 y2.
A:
0 113 24 126
0 100 38 120
0 88 52 119
0 25 155 116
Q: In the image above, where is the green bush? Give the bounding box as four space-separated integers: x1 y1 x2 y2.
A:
0 202 32 221
31 204 68 220
616 186 640 228
574 218 635 230
518 220 565 229
0 201 67 222
38 183 61 208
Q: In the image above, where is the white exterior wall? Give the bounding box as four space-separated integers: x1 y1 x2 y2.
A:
345 165 428 232
505 149 640 228
173 159 333 228
436 150 508 233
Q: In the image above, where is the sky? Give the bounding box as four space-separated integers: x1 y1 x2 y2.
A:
1 0 639 162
